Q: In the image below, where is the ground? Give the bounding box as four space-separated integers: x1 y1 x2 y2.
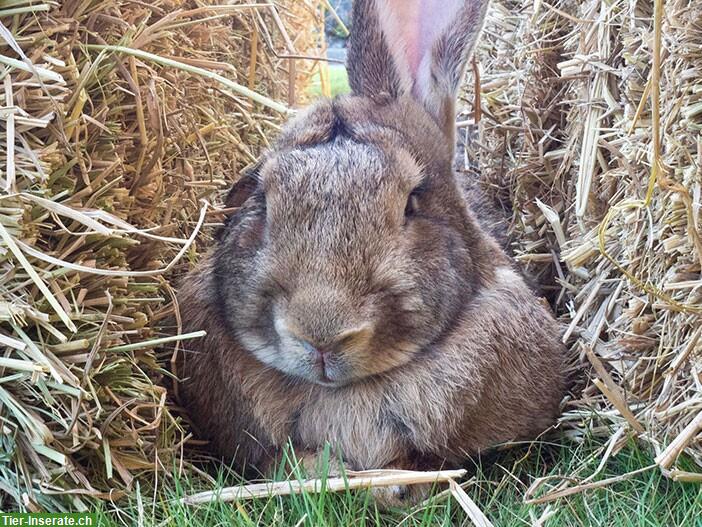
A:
95 434 702 526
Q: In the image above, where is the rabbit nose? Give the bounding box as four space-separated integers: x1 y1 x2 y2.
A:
301 340 328 364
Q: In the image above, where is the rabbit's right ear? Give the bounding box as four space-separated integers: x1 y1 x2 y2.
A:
347 0 489 142
224 160 263 209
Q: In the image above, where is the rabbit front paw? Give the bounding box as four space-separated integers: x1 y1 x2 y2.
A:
370 482 432 509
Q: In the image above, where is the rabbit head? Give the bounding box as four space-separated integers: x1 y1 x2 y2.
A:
213 0 493 387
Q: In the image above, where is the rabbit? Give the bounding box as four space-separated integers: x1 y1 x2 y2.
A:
177 0 566 506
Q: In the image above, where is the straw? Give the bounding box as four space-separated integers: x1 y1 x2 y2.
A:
180 469 467 505
460 0 702 482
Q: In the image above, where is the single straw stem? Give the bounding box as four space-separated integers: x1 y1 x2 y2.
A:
180 469 467 505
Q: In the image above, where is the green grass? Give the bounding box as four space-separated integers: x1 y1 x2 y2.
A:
94 435 702 527
307 64 350 98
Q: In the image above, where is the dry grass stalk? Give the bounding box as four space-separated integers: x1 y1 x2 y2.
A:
655 409 702 470
524 464 656 505
448 479 494 527
179 469 467 505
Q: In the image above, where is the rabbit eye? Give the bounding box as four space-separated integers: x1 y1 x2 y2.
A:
404 194 419 218
404 184 425 221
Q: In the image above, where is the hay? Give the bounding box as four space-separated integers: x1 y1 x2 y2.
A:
0 0 324 510
462 0 702 484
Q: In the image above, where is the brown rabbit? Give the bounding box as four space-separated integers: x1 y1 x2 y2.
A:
178 0 565 505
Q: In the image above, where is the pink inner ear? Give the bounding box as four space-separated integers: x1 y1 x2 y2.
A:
380 0 465 81
383 0 422 76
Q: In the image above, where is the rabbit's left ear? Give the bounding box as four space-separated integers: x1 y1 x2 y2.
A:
348 0 489 141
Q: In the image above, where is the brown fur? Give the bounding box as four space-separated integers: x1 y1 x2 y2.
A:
177 0 565 504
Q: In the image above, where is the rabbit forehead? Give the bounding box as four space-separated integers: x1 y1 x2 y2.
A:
261 138 423 197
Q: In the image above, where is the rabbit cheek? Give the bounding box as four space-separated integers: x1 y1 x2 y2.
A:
282 337 324 381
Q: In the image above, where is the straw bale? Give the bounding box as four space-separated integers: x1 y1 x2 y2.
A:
461 0 702 478
0 0 323 510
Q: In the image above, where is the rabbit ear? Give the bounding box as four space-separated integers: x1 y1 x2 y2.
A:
347 0 489 140
224 161 262 209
